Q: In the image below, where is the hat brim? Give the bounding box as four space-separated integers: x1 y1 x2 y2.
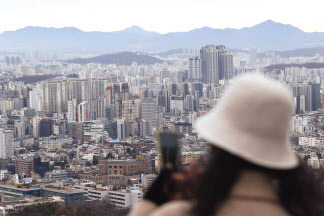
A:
195 109 299 170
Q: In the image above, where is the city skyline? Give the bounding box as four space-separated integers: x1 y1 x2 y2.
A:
1 0 324 34
0 38 323 213
0 1 324 213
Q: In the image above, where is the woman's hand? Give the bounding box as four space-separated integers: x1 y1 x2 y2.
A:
144 162 204 205
171 162 204 200
143 163 174 206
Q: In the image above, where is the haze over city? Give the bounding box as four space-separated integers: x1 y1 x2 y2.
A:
1 0 324 33
0 0 324 216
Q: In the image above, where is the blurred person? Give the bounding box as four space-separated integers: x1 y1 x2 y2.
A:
128 74 324 216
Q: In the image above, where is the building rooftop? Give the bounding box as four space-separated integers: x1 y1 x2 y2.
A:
44 186 83 194
0 183 38 191
107 140 121 143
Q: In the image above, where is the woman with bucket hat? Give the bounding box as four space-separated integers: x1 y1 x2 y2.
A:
128 74 324 216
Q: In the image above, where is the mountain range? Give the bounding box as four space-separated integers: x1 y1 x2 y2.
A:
66 52 164 65
1 20 324 53
156 47 324 59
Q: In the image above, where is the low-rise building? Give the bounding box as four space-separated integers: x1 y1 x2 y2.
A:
0 184 84 205
307 152 324 169
44 171 68 180
108 188 142 208
0 195 64 215
15 157 34 175
141 174 157 188
74 183 110 201
0 170 8 181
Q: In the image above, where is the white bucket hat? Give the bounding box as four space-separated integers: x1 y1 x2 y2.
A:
195 73 299 169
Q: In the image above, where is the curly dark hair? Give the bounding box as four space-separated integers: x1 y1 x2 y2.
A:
191 146 324 216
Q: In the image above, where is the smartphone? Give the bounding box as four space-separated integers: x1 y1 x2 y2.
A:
159 131 179 170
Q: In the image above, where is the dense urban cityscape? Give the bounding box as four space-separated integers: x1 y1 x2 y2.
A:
0 41 323 215
1 0 324 212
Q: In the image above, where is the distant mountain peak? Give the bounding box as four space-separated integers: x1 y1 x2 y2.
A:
0 20 322 52
263 19 277 24
255 19 283 27
119 25 160 37
122 25 146 32
128 25 142 29
249 19 303 33
198 26 213 31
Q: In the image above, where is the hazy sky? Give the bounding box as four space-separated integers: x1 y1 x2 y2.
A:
1 0 323 33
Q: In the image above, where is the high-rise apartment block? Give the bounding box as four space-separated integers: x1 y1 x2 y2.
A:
68 99 77 123
190 45 233 84
0 129 14 159
122 99 141 122
78 101 90 123
141 98 158 135
292 82 322 113
189 57 200 82
200 45 233 84
117 117 128 139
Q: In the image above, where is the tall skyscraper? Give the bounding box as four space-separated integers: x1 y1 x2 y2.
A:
33 117 42 138
68 99 77 123
29 85 44 112
94 97 106 120
105 121 117 139
200 45 233 84
122 99 141 122
200 45 219 84
292 83 322 113
220 53 234 80
185 95 195 112
250 48 258 65
42 81 68 115
39 119 54 137
78 101 90 123
0 129 14 159
141 98 158 135
5 56 10 66
117 118 128 139
189 57 201 82
307 83 321 111
191 82 203 98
